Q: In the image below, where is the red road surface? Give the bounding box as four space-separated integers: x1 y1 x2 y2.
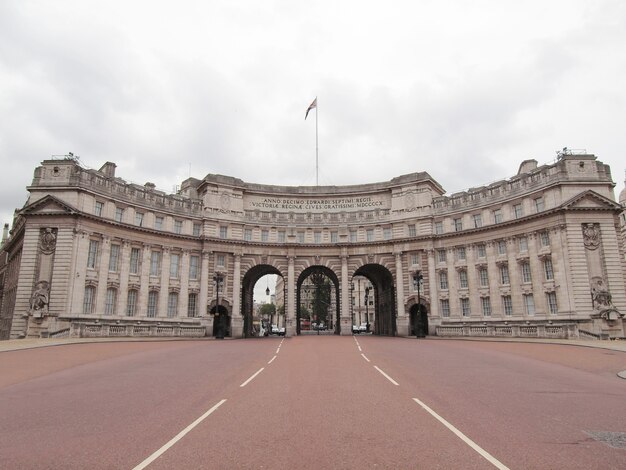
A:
0 337 625 469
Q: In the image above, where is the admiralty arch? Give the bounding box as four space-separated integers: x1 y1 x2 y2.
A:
0 152 625 340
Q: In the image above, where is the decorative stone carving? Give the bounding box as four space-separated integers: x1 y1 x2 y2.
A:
590 276 624 321
583 223 600 250
29 281 50 318
40 228 57 254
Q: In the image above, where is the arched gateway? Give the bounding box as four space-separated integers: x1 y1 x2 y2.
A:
3 154 626 340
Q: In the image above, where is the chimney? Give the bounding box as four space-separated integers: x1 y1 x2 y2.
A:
2 223 9 244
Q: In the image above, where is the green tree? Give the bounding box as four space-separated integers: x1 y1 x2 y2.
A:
259 303 276 318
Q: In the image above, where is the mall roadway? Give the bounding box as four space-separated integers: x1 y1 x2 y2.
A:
0 336 625 469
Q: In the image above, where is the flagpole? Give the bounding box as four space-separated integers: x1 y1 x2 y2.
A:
315 97 319 186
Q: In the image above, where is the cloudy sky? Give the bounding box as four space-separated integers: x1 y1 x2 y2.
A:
1 0 625 233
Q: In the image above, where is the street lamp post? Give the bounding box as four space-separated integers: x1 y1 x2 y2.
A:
413 271 423 338
350 281 354 335
214 273 224 339
365 286 370 333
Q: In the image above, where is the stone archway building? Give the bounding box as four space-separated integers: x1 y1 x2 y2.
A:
1 152 625 340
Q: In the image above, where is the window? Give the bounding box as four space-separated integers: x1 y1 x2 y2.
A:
546 292 558 314
461 298 470 316
262 230 269 242
437 249 446 263
170 253 180 278
523 294 535 315
147 291 158 317
217 254 225 267
408 224 416 237
435 222 444 235
493 209 503 224
193 223 201 237
174 220 183 234
518 237 528 252
135 212 144 226
167 292 178 317
497 240 507 255
331 231 338 243
521 262 532 283
108 244 120 272
500 264 510 284
481 297 491 317
479 268 489 287
513 204 523 219
87 240 99 269
105 288 117 315
314 232 321 243
540 231 550 247
383 227 392 240
130 248 140 274
244 229 252 241
453 218 463 232
535 197 544 212
411 253 420 266
83 286 96 314
502 295 513 316
189 255 199 280
440 299 450 317
473 214 482 228
155 216 164 230
188 293 198 317
115 207 124 223
126 290 138 316
477 244 486 258
298 232 305 243
278 231 286 243
150 251 161 276
366 229 374 242
219 226 228 239
439 271 448 290
95 201 104 217
543 258 554 280
456 247 466 261
459 270 468 289
350 231 357 242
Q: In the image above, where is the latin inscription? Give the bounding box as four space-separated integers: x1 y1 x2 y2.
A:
246 196 386 212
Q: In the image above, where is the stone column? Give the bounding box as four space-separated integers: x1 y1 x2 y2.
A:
179 250 190 318
138 244 151 317
199 250 212 334
118 240 131 316
70 230 89 315
231 254 242 337
394 251 406 335
341 253 350 335
427 248 439 321
158 247 171 318
287 255 295 336
96 236 111 315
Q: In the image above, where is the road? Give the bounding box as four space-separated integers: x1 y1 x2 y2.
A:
0 336 625 469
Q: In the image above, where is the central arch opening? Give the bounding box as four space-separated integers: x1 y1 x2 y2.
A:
297 266 340 335
353 264 396 336
242 265 285 338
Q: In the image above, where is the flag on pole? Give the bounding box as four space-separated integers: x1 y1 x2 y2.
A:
305 98 317 120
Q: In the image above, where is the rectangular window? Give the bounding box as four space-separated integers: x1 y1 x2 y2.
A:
314 232 321 243
544 258 554 280
535 197 544 212
167 292 178 317
513 203 523 219
150 251 161 276
500 264 510 284
278 231 286 243
454 218 463 232
193 223 201 236
439 271 448 290
408 224 416 237
262 230 269 242
298 232 305 243
189 255 199 280
481 297 491 317
540 231 550 247
477 244 486 258
170 253 180 278
155 216 164 230
502 295 513 316
219 226 228 239
130 247 140 274
366 229 374 242
174 220 183 234
87 240 99 269
135 212 144 226
440 299 450 317
411 253 420 266
521 262 532 283
188 293 198 317
461 298 470 316
350 230 357 242
108 244 120 272
244 229 252 241
497 240 507 255
383 227 392 240
456 247 466 261
546 292 558 314
435 222 443 234
217 254 225 267
519 237 528 252
126 290 137 316
473 214 482 228
437 249 446 263
105 288 117 315
147 291 158 317
115 207 124 223
479 268 489 287
331 231 338 243
95 201 104 217
459 270 468 289
493 209 502 224
83 286 96 314
524 294 535 315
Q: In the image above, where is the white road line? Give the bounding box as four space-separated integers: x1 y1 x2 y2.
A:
268 355 277 364
412 398 510 470
374 366 399 386
361 353 370 362
240 367 265 387
132 399 227 470
276 348 280 354
354 337 362 351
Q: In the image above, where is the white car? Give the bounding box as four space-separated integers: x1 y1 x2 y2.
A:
358 323 368 333
271 325 286 336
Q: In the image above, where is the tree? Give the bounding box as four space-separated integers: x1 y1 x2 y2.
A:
259 303 276 318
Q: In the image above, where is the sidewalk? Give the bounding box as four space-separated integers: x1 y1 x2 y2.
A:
424 335 626 352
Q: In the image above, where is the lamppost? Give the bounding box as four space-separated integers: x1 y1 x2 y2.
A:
350 281 355 335
364 286 370 333
214 272 224 339
413 271 424 338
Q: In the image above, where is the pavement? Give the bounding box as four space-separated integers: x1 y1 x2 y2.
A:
2 334 626 353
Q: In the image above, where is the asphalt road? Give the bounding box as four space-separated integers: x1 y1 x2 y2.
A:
0 337 625 469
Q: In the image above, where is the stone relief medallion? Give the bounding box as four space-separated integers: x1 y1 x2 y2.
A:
40 228 57 254
582 223 600 250
220 193 231 210
404 192 416 211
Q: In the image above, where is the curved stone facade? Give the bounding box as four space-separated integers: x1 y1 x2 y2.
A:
1 153 625 340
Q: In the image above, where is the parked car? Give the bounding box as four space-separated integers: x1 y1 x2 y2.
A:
271 324 286 336
358 323 368 333
352 324 360 334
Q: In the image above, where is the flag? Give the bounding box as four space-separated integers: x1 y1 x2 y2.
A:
305 98 317 120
